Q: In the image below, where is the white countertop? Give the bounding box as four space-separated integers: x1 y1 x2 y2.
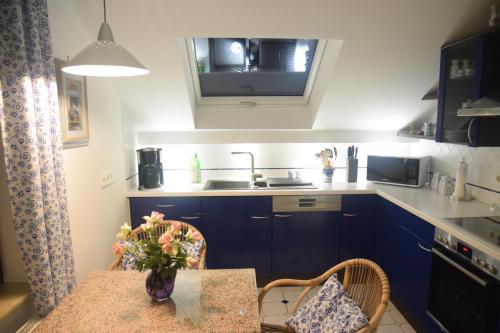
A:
127 182 500 261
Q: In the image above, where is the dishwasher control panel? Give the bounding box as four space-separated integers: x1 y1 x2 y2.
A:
273 195 341 212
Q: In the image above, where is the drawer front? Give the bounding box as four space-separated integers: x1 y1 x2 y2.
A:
129 197 201 228
341 194 378 214
201 196 272 214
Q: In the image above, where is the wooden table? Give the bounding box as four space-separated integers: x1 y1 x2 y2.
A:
34 269 261 333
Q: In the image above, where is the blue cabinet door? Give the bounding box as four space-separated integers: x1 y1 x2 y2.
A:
203 213 272 276
377 198 439 333
376 198 396 278
272 211 340 277
392 224 440 333
340 195 378 261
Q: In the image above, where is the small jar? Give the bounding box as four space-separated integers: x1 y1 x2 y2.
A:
450 59 460 80
490 4 499 27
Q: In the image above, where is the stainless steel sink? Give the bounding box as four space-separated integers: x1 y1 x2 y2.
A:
203 179 317 190
203 180 251 190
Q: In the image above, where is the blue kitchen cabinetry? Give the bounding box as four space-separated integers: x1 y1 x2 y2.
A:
128 197 202 231
377 199 440 333
436 28 500 146
201 196 273 276
272 211 340 277
339 195 378 261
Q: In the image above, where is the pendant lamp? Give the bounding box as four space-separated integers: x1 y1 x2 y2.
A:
62 0 149 77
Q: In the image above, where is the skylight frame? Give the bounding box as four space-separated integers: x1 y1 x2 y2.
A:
184 38 327 106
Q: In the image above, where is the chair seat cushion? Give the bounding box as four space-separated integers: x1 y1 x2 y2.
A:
285 274 369 333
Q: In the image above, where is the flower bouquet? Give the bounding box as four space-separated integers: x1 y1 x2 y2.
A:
112 211 203 301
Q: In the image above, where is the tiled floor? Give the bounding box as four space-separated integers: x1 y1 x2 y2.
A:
259 286 416 333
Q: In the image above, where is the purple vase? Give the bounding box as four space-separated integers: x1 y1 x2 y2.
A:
145 269 175 301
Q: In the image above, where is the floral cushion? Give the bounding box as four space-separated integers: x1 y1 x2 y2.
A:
285 274 369 333
118 240 139 270
181 239 204 260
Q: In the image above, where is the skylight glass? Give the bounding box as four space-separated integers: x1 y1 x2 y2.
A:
192 38 318 97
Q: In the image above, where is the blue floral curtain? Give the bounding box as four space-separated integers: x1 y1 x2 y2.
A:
0 0 76 316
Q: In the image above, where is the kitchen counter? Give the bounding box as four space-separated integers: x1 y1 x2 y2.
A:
127 182 500 261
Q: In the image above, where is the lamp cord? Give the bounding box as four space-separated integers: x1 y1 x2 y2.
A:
103 0 107 23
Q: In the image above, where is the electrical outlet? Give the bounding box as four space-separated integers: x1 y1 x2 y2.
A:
100 171 114 188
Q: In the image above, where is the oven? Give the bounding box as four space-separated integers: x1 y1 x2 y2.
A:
427 242 500 333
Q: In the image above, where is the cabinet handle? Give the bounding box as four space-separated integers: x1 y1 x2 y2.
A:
156 204 175 208
274 214 292 218
467 118 476 146
343 213 359 217
250 216 270 220
417 242 432 253
180 216 200 220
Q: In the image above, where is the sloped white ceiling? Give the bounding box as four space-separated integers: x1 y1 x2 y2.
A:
51 0 493 131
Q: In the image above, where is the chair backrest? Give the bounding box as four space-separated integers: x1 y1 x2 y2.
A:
258 258 389 333
110 220 207 270
342 259 390 331
131 220 198 242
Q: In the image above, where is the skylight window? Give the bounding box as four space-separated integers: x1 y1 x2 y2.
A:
185 38 324 104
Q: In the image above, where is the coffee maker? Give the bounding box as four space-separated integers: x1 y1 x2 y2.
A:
137 148 164 189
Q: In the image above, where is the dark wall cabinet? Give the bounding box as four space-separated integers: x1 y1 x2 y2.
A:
437 28 500 146
272 211 340 277
340 195 378 261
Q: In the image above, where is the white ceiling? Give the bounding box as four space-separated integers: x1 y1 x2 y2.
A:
49 0 494 132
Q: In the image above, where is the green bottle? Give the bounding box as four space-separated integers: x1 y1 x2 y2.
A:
191 154 201 183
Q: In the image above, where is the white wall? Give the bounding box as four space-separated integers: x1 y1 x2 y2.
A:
122 105 138 180
67 0 493 132
48 0 129 281
62 79 129 280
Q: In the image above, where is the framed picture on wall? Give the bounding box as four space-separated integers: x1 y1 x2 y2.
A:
55 58 89 147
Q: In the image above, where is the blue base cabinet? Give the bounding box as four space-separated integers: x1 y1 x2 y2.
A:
377 199 440 333
203 213 272 276
272 211 340 277
340 195 378 261
201 196 273 276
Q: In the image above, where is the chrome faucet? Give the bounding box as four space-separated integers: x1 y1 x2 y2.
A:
231 152 262 182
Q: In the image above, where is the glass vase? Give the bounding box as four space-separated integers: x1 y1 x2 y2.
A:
145 268 175 301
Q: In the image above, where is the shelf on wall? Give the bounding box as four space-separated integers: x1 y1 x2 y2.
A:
397 132 435 140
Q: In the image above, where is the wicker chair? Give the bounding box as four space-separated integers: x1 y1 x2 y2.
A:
258 259 390 333
109 220 207 270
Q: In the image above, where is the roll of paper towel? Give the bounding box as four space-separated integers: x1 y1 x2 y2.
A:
451 157 468 201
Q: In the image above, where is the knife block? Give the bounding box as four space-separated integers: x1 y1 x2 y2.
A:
346 159 358 183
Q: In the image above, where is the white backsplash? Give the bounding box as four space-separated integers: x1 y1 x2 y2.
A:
411 140 500 205
137 142 412 185
132 140 500 206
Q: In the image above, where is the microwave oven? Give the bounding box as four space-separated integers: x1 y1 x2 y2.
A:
367 155 430 187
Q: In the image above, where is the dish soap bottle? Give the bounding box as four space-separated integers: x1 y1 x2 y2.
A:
191 154 201 183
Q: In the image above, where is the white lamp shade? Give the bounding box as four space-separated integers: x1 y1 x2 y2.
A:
62 40 149 77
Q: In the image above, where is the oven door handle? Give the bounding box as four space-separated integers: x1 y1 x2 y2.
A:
432 248 487 287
